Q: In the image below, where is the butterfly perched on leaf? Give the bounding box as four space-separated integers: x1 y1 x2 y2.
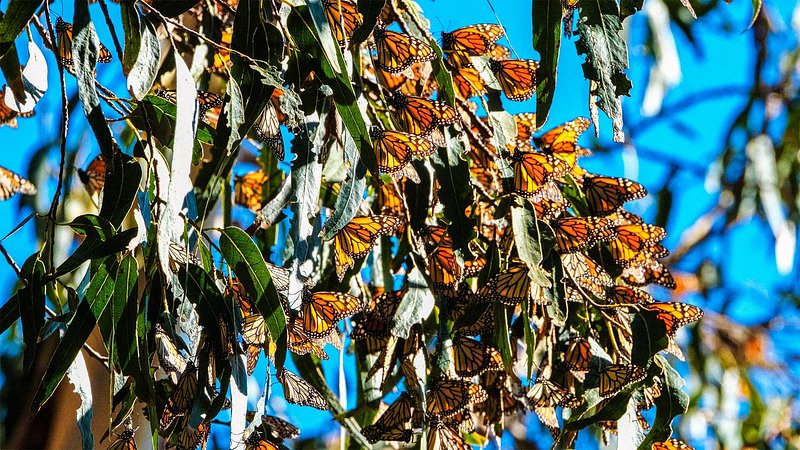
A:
332 214 402 280
160 362 198 427
553 216 615 253
583 175 647 216
107 429 136 450
609 223 667 265
452 336 504 377
259 414 300 441
644 302 703 336
509 150 569 198
477 260 537 306
211 26 233 73
374 26 436 74
362 392 419 444
489 58 539 101
535 117 592 169
77 155 106 200
244 432 279 450
371 126 436 175
607 285 653 305
652 438 695 450
426 376 487 419
234 170 269 211
154 323 187 379
449 64 487 100
173 415 211 450
564 338 591 372
56 18 113 68
0 165 36 200
622 259 676 289
323 0 363 47
527 378 581 408
0 89 34 128
300 290 362 339
427 418 471 450
255 101 284 161
388 92 459 137
442 23 505 68
153 88 223 116
598 364 647 398
277 369 328 410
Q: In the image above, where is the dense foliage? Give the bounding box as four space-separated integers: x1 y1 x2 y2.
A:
6 0 797 449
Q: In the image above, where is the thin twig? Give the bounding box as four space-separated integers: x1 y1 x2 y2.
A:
96 0 125 68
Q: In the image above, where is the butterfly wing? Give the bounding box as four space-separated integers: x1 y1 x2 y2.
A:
375 28 436 74
490 58 539 101
323 0 363 46
278 369 328 410
301 291 362 339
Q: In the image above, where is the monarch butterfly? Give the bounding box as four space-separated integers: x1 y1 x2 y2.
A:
583 175 647 216
477 374 526 427
622 259 677 289
489 58 539 101
160 362 198 428
107 430 136 450
528 378 581 408
652 439 695 450
641 378 663 410
535 117 592 168
477 260 532 306
256 102 284 161
388 92 459 137
449 65 487 100
609 224 667 264
75 155 106 199
442 24 505 56
333 215 402 280
174 415 211 450
56 18 113 68
564 338 591 371
287 313 329 359
598 364 647 398
154 324 187 376
277 369 328 410
451 296 493 336
534 406 560 438
427 420 471 450
376 182 406 220
452 336 504 378
514 112 539 142
442 23 505 68
362 392 418 443
553 216 616 253
153 89 223 115
510 150 569 198
463 256 485 278
0 90 34 128
561 253 612 292
234 170 269 211
244 432 279 450
607 285 653 305
211 26 233 73
371 126 436 174
244 344 261 376
300 290 362 339
489 43 512 61
322 0 363 47
362 289 404 324
428 245 463 289
374 26 436 74
532 181 569 220
444 410 474 434
644 302 703 336
0 165 36 201
426 376 487 419
419 224 452 250
260 414 300 440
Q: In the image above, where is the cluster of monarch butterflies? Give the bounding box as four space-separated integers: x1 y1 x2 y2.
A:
34 1 703 449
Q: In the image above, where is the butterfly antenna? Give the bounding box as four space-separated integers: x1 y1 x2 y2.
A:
484 0 520 59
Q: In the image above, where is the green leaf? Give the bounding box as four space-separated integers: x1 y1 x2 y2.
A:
126 15 160 99
0 294 20 335
429 135 475 257
0 0 43 42
120 0 141 75
224 77 245 152
321 132 367 240
103 254 138 371
576 0 632 141
430 41 455 106
620 0 645 18
179 265 235 359
34 257 116 410
510 200 552 287
53 221 137 279
18 254 46 370
493 302 514 369
637 357 689 449
631 309 670 367
99 151 142 229
218 227 287 371
533 0 562 127
352 0 385 44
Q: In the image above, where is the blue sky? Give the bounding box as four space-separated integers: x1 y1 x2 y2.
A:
0 0 797 448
